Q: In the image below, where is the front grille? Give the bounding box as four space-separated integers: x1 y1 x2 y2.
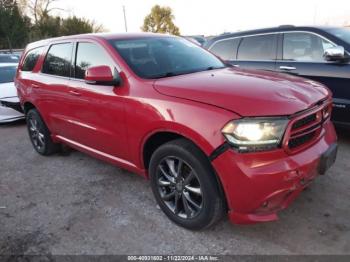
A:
288 131 316 149
292 113 317 130
286 101 329 152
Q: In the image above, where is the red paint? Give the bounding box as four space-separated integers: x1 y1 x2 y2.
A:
15 33 337 224
85 65 114 83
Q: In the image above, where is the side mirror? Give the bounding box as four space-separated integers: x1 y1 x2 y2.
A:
85 65 121 86
323 46 345 61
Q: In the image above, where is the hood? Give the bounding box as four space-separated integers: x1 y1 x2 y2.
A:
153 68 329 116
0 82 19 102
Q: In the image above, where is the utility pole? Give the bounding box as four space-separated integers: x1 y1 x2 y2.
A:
123 5 128 32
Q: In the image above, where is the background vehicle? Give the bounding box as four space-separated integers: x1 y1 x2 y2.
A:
0 63 24 123
183 35 207 46
16 33 337 230
0 54 20 64
205 26 350 127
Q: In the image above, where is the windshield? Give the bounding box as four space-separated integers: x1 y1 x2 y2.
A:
109 37 225 79
0 66 17 84
325 27 350 45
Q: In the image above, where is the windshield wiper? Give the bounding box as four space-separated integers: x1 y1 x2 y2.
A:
151 72 179 79
151 67 224 79
205 66 225 71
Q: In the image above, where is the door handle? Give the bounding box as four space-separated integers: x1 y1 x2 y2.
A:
232 64 240 68
69 90 81 96
279 66 296 71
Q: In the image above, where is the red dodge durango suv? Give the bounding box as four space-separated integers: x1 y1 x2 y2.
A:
15 33 338 230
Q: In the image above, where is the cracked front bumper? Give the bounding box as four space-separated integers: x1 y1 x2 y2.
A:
211 121 337 224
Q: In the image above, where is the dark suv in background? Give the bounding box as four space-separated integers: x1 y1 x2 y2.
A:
205 26 350 126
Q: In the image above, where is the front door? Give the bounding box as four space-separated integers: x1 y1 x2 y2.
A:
276 32 350 124
64 41 129 160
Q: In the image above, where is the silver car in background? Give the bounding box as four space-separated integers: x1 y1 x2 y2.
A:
0 63 24 123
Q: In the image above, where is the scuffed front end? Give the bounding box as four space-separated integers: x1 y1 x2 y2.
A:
212 99 338 224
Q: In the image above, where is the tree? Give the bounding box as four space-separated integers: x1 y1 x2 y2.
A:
60 16 106 35
0 0 30 49
26 0 106 41
0 0 107 49
60 16 93 35
141 5 180 35
26 0 63 24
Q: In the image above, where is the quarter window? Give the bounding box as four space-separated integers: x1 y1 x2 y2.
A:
75 42 114 79
22 47 44 72
237 34 277 61
209 38 240 60
42 43 73 77
283 32 335 62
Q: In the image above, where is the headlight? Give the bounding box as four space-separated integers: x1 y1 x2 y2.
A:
222 118 288 152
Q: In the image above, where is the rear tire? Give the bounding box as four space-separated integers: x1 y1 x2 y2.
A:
149 138 225 230
26 109 60 155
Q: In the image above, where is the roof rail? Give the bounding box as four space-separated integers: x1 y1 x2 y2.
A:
278 25 295 28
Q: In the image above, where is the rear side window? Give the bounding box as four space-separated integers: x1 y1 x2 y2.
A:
209 38 241 60
42 43 73 77
237 34 277 61
75 42 114 79
22 47 44 72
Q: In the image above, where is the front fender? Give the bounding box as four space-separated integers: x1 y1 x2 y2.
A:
125 95 239 170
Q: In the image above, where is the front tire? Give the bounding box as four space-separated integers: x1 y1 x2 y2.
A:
26 109 60 155
149 139 225 230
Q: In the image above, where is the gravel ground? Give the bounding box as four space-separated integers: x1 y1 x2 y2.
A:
0 121 349 255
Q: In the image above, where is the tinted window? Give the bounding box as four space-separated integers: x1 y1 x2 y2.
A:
75 42 114 79
210 38 241 60
0 66 17 83
22 47 44 71
42 43 73 77
0 55 19 63
283 32 335 62
237 34 277 60
110 37 224 79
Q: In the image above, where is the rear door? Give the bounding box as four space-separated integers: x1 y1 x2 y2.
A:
276 31 350 124
234 33 278 71
34 42 74 135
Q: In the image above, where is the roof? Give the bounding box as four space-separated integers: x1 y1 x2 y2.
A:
204 25 344 47
25 32 175 49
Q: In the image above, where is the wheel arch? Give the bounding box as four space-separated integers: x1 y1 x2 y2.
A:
141 128 228 211
141 126 215 171
23 101 36 114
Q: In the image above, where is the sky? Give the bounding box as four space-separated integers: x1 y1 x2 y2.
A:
56 0 350 36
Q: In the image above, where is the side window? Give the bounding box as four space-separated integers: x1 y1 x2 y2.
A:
42 43 73 77
21 47 44 72
209 38 240 60
75 42 114 79
283 32 336 62
237 34 277 61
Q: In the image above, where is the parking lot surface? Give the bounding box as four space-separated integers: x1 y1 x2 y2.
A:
0 121 349 255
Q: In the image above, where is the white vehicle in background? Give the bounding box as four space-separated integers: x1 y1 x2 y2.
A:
0 63 24 123
0 54 20 64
